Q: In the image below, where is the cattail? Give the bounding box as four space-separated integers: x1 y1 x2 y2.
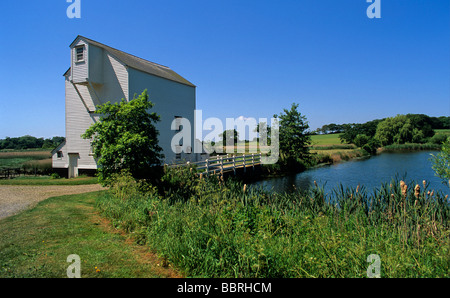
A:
243 184 247 193
199 173 203 180
423 180 426 189
314 181 318 188
414 184 420 199
400 180 407 197
356 184 360 194
430 190 434 198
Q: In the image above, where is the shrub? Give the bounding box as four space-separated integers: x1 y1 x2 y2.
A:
429 133 448 145
50 173 60 179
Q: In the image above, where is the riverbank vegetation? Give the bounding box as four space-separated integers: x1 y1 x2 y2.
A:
95 167 449 278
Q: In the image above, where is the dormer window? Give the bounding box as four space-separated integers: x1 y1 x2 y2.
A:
75 46 84 62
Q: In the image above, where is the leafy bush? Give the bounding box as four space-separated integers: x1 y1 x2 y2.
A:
429 133 448 145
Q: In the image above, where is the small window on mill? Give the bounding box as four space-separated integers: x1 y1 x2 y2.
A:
75 46 84 62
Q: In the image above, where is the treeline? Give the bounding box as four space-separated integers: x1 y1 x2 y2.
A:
0 135 65 150
316 114 449 154
315 115 449 135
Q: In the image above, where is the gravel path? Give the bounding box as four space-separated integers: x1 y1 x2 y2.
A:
0 184 105 220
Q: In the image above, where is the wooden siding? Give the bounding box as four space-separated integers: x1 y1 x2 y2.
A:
64 77 97 169
52 141 68 169
128 67 196 163
88 44 104 84
71 39 88 83
57 37 195 170
100 52 128 102
59 49 129 170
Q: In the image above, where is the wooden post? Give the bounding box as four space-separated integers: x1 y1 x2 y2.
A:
233 155 236 175
220 156 224 175
252 153 255 170
243 155 246 173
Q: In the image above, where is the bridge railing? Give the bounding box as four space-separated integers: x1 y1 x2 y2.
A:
167 153 262 176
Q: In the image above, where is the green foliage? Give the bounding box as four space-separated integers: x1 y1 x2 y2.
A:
430 137 450 184
353 134 370 148
339 119 383 144
274 103 312 171
430 133 448 145
97 168 449 278
82 90 163 185
50 173 60 179
0 136 65 150
375 114 435 146
337 114 447 146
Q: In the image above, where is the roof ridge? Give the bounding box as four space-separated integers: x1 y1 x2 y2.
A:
78 35 171 69
69 35 195 87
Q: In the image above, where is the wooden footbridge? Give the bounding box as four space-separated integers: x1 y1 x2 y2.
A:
169 153 263 177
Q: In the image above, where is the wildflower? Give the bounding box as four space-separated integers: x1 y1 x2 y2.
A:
243 184 247 193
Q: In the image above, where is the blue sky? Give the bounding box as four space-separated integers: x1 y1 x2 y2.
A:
0 0 449 139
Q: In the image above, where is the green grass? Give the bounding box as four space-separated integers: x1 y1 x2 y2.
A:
96 169 450 278
0 175 99 186
310 133 350 147
0 191 177 278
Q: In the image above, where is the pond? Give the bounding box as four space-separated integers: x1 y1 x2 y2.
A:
252 151 450 196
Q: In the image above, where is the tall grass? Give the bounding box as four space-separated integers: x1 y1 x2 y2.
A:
96 168 449 278
381 143 441 152
0 150 52 175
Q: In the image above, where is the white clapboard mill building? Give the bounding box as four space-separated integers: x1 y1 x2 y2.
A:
52 36 197 178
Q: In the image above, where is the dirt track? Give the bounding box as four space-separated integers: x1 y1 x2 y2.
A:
0 184 104 220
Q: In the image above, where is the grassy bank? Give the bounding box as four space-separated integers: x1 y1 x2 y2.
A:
0 191 180 278
96 169 449 278
0 175 99 185
380 143 442 153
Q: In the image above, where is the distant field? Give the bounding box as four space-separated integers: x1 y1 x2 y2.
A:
0 150 51 170
310 133 343 146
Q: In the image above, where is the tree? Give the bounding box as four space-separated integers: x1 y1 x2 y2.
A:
219 129 239 147
274 103 311 170
430 137 450 186
82 90 163 185
254 122 271 145
375 114 435 146
353 134 370 148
